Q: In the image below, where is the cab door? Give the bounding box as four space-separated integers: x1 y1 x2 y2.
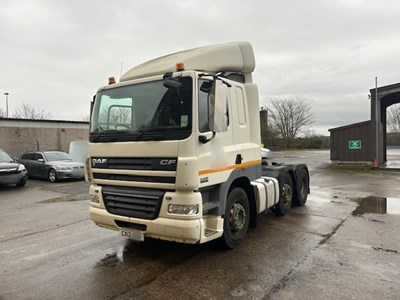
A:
196 78 237 187
230 86 253 163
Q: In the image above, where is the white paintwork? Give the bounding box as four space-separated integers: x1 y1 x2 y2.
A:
88 42 282 245
120 41 255 83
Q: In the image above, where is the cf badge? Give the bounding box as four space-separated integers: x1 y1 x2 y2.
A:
160 159 177 165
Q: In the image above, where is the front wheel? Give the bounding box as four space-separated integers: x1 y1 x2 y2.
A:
48 169 57 182
271 173 293 216
221 187 250 249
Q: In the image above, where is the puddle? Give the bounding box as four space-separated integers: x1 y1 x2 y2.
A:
352 196 400 215
308 195 331 203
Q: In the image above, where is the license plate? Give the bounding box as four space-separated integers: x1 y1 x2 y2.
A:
119 229 144 241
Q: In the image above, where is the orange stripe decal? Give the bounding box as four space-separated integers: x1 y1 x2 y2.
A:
198 159 261 176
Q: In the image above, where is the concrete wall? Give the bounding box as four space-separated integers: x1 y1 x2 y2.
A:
0 118 89 158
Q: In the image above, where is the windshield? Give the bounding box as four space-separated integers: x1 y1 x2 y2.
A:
90 77 192 142
0 150 14 163
44 152 74 162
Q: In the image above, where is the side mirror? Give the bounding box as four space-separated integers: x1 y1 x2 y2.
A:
90 95 95 120
38 159 44 163
209 80 228 133
163 79 182 89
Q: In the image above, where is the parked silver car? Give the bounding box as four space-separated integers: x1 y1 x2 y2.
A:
0 149 28 187
20 151 85 182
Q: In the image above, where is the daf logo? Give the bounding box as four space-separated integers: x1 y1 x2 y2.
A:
92 158 107 165
160 159 176 165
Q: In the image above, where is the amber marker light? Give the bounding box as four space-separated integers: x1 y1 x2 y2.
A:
176 62 185 71
108 76 116 84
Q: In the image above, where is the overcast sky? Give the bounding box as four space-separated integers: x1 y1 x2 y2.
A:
1 0 399 135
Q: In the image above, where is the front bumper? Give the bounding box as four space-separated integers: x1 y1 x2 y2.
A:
89 184 224 244
0 171 28 185
90 206 203 244
56 168 85 180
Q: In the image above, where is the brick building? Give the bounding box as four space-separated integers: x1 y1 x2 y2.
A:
0 118 89 158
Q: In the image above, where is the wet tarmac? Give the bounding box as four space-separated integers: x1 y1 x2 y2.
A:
1 150 400 299
353 196 400 215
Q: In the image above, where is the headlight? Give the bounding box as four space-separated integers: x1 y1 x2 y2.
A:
168 204 198 215
57 166 72 171
90 194 100 204
18 164 26 171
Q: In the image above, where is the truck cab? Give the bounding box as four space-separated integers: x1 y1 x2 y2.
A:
87 42 309 248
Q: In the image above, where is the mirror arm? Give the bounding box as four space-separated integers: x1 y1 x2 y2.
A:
198 73 232 87
199 132 216 144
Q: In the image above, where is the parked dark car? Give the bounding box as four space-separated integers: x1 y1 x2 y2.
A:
20 151 85 182
0 149 28 187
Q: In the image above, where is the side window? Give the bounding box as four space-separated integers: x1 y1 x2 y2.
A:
198 80 210 132
23 153 34 160
34 154 43 161
235 87 246 126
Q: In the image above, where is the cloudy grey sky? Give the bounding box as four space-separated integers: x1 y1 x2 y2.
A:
1 0 399 135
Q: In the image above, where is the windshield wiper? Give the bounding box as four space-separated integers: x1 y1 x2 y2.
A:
98 129 132 135
91 127 168 142
90 129 132 142
134 127 167 141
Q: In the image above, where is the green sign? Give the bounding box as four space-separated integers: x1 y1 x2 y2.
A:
348 140 362 150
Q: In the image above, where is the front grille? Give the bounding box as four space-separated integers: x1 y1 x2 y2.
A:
92 157 177 171
102 185 165 219
91 157 177 186
0 169 18 176
93 173 175 183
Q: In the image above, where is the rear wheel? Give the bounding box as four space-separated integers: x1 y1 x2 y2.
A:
293 168 309 206
221 187 250 249
48 169 57 182
271 173 293 216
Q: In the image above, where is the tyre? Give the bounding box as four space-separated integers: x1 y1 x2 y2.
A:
271 173 293 216
293 168 309 206
48 169 57 182
221 187 250 249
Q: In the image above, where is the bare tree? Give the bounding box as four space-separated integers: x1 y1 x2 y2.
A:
13 103 53 120
0 107 5 118
387 104 400 133
269 97 314 148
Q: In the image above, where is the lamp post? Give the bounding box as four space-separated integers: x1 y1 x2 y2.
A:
374 77 379 168
4 92 9 118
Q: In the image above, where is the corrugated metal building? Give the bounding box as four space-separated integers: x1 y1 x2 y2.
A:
329 121 372 164
329 81 400 166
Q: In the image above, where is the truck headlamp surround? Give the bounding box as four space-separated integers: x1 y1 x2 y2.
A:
168 204 198 215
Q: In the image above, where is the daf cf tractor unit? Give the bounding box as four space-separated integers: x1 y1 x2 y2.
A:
86 41 309 248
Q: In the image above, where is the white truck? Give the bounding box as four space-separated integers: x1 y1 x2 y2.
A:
86 41 309 248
